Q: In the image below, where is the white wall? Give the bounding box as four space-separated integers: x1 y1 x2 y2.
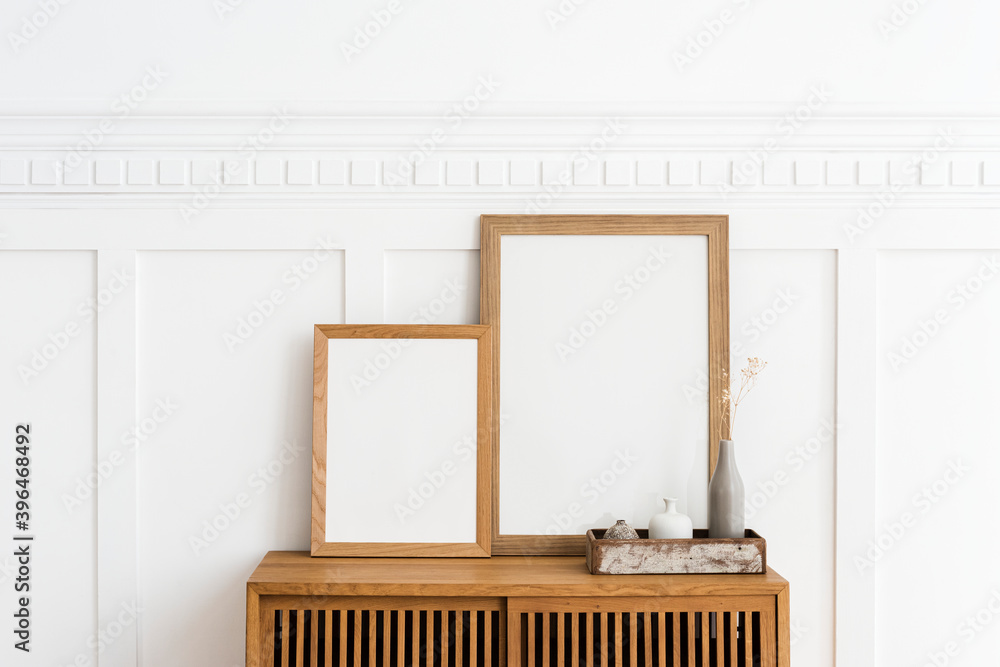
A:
1 2 999 666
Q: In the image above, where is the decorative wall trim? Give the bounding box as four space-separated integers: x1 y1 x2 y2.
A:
1 155 999 193
1 114 998 200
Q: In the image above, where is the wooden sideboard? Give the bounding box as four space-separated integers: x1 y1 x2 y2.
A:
247 551 790 667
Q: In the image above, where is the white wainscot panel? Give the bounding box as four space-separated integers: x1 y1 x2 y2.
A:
136 249 345 667
876 250 1000 666
729 249 836 667
383 250 480 325
0 251 97 666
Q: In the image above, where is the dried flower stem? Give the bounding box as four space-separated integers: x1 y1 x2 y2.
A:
721 357 767 439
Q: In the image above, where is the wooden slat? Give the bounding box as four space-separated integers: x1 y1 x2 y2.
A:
393 609 406 667
761 611 777 667
586 613 594 667
354 611 363 667
571 613 579 667
369 610 377 667
383 610 391 667
340 610 347 667
443 611 450 667
427 610 434 667
542 613 550 667
499 611 506 667
777 587 791 667
657 613 666 667
729 612 737 667
263 608 275 667
629 612 637 667
470 611 478 667
557 613 564 667
745 613 753 667
247 588 262 667
413 612 420 667
295 611 305 667
281 610 290 667
457 611 464 667
601 613 609 667
485 612 493 667
644 612 652 667
671 613 680 667
325 611 333 667
702 612 709 667
528 612 536 667
311 611 319 667
497 611 524 667
687 613 695 667
615 613 623 667
716 613 724 666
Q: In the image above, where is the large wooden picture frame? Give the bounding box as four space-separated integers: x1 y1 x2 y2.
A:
481 215 730 555
311 324 492 557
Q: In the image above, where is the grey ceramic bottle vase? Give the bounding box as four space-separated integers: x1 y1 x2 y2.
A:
708 439 745 538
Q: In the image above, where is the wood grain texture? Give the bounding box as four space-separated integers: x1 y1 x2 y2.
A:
311 324 492 558
398 610 405 667
246 584 261 667
628 612 636 667
281 610 289 667
728 611 736 667
412 612 419 667
426 610 434 666
511 596 773 615
483 611 490 665
296 611 305 667
480 215 730 556
644 611 652 665
470 611 478 667
776 587 791 667
355 611 363 667
527 611 535 667
325 612 333 667
250 552 788 598
586 612 593 667
614 612 622 666
246 554 789 666
311 610 319 667
263 607 275 667
500 611 524 667
382 609 392 667
556 612 564 667
701 612 709 667
441 611 449 667
672 613 680 667
687 613 695 665
761 609 777 667
340 610 347 667
311 326 329 557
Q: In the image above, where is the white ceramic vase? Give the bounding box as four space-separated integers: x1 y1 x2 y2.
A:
648 497 693 539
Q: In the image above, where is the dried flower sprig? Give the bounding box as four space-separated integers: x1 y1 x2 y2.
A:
721 357 767 439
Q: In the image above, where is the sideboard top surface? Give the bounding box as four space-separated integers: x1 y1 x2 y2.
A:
248 551 788 598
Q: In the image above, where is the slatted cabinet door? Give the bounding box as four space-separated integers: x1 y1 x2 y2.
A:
252 595 506 667
507 597 778 667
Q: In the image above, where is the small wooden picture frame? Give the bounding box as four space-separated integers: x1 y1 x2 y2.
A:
311 324 492 557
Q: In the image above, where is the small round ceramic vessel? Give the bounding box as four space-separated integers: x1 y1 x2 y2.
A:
603 519 640 540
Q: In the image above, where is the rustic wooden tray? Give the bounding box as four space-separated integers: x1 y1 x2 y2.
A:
586 528 766 575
